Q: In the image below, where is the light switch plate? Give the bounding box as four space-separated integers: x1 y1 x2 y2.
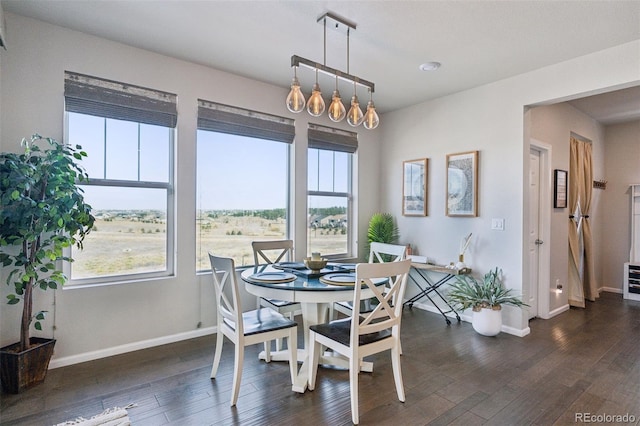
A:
491 218 505 230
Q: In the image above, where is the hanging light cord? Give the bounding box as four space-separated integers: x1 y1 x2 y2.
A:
347 27 350 75
323 17 327 66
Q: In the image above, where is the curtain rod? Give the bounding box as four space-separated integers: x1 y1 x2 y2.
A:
570 132 592 144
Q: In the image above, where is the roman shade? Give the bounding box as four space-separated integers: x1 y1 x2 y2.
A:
198 99 295 144
64 71 177 128
308 123 358 153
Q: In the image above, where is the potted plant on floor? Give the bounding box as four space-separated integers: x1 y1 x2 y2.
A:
446 267 527 336
0 134 94 393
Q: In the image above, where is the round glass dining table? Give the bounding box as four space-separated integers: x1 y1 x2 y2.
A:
240 264 385 393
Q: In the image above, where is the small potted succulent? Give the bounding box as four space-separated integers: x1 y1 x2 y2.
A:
447 267 527 336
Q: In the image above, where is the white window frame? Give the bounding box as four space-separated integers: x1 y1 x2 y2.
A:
195 100 295 272
307 152 353 259
307 124 357 259
62 72 177 286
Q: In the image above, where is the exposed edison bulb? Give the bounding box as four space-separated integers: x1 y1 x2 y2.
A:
328 90 346 122
286 75 305 113
347 94 364 127
307 82 325 117
363 100 379 129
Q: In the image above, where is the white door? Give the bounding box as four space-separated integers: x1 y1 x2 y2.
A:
528 149 541 318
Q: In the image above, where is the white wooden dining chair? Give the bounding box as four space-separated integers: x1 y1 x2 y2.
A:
209 253 298 406
252 240 301 351
333 242 407 318
308 259 411 425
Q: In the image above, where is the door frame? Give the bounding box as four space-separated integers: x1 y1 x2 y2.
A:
529 139 552 319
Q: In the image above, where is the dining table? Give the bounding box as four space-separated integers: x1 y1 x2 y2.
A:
240 262 386 393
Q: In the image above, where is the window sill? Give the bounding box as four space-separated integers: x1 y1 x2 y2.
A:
65 272 175 290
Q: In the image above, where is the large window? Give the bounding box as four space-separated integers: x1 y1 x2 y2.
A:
196 100 294 270
307 124 356 258
64 72 176 284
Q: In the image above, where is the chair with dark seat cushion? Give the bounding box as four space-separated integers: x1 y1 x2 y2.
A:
308 259 411 424
209 253 298 406
252 240 301 351
333 242 407 317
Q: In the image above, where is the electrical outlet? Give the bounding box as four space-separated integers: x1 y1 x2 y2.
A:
555 279 563 294
491 218 505 230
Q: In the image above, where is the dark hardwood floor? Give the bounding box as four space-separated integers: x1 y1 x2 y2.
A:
1 292 639 425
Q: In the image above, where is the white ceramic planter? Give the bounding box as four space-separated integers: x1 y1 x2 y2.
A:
472 307 502 336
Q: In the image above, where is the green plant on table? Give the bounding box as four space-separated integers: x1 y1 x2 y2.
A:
0 134 95 352
366 212 399 261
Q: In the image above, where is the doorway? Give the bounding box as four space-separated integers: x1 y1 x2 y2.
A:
529 140 552 319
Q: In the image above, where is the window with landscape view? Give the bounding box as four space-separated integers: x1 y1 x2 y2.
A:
64 72 176 285
307 124 356 258
195 101 294 271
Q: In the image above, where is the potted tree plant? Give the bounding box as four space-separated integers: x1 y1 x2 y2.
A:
447 267 527 336
0 134 94 393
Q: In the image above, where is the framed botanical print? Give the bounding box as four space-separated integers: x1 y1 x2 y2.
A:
446 151 478 217
402 158 427 216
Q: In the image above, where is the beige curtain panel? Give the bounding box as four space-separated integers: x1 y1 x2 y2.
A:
568 136 598 308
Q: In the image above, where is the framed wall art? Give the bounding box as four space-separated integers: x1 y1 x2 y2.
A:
446 151 478 217
554 169 567 208
402 158 427 216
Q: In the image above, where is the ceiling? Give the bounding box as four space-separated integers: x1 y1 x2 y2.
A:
3 0 640 122
567 86 640 125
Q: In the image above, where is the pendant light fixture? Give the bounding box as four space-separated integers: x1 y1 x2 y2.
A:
306 69 325 116
286 12 378 129
363 89 379 129
328 76 346 122
286 66 305 113
347 81 364 127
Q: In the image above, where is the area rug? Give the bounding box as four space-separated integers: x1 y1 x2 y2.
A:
55 403 136 426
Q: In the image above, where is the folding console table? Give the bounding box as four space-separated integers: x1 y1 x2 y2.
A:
403 263 471 325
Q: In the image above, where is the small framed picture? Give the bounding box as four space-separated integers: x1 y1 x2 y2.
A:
402 158 427 216
554 169 567 208
446 151 478 217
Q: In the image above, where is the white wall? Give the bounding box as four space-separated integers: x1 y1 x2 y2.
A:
380 41 639 334
1 11 639 362
529 102 606 311
602 120 640 291
0 13 382 364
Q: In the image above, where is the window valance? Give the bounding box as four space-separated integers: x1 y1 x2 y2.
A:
198 99 295 144
64 71 177 127
308 123 358 153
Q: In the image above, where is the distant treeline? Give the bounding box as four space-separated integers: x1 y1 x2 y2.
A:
200 207 346 221
309 206 346 216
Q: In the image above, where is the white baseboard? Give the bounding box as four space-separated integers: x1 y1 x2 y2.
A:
547 304 570 318
410 300 463 321
50 294 570 369
408 302 530 337
49 326 217 369
503 324 530 337
599 286 622 294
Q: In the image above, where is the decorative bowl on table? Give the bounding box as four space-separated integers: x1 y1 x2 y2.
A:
304 257 328 271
